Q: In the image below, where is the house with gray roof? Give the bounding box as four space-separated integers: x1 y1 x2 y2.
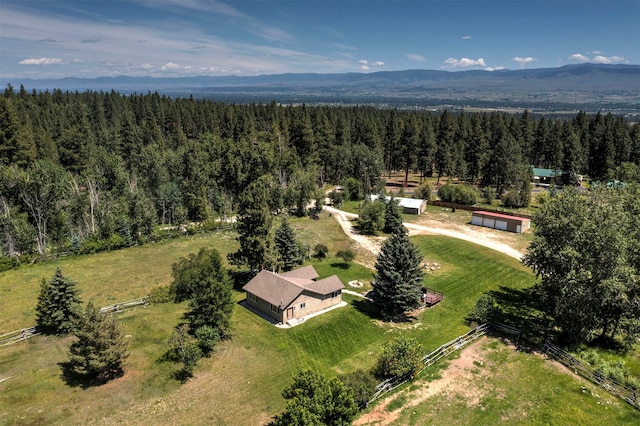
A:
242 265 344 325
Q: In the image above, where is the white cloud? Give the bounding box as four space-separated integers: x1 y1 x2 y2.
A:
19 57 64 65
161 62 180 70
358 59 384 70
406 53 426 62
593 55 624 64
569 53 590 62
569 53 624 64
513 56 535 68
444 57 487 68
461 35 471 40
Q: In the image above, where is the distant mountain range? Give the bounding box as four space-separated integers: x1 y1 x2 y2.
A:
4 64 640 114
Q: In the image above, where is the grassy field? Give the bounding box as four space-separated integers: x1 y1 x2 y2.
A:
368 337 640 425
1 213 638 424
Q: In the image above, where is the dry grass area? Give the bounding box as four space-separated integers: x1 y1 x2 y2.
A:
355 337 639 426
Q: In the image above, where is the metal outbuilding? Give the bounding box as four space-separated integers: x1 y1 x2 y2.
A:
369 195 427 214
471 211 531 233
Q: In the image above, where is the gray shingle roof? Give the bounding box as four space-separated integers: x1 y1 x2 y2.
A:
242 266 344 309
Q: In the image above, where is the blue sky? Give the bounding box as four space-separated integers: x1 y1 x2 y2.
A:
1 0 638 79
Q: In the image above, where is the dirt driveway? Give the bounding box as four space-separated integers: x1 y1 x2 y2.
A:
323 206 524 260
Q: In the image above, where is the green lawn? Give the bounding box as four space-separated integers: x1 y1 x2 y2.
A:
1 218 638 425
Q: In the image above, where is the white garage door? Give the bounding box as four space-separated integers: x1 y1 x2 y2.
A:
495 220 508 231
482 218 495 228
471 215 483 226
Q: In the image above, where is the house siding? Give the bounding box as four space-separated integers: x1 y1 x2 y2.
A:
245 292 284 322
290 290 343 320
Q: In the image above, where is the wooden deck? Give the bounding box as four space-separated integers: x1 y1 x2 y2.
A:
422 288 444 307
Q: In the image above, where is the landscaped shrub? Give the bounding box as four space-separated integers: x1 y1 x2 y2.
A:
502 190 528 208
148 285 172 304
438 183 479 205
413 182 432 201
375 336 423 380
336 249 355 264
467 293 498 325
339 369 378 408
482 187 496 205
313 243 328 259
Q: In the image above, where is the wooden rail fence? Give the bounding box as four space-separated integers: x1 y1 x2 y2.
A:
542 340 639 410
369 323 491 404
0 297 148 348
368 322 638 411
0 326 41 347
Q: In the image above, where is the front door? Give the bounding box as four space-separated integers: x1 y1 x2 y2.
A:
286 307 294 320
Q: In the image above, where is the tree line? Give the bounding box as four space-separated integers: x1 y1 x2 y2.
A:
1 84 639 260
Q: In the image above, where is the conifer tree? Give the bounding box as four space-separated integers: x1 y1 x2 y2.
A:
66 302 129 384
274 218 302 272
35 268 82 335
183 248 234 340
229 176 275 271
372 227 424 319
383 197 403 234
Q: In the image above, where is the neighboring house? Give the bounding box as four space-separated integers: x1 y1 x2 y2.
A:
532 167 583 187
242 265 344 325
369 195 427 214
532 167 561 186
471 211 531 234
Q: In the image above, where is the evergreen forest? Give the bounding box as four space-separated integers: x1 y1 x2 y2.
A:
1 84 639 261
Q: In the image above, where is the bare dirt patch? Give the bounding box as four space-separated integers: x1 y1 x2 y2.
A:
354 338 490 426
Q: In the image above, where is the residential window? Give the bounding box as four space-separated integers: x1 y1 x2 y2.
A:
248 293 257 302
270 304 280 314
300 302 306 309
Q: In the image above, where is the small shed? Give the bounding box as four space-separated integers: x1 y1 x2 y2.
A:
369 195 427 215
471 211 530 234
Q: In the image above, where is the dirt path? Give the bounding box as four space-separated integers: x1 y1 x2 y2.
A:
354 338 490 426
323 206 524 260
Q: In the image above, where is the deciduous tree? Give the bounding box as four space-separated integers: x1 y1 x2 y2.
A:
270 369 358 426
375 336 423 380
523 187 640 346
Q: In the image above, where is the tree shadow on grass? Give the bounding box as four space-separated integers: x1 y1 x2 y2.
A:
351 298 384 321
487 285 556 347
351 297 416 323
330 262 351 270
58 361 123 389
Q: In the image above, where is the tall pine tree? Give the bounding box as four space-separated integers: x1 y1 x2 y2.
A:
36 268 82 335
274 218 302 272
372 226 424 320
383 197 403 234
